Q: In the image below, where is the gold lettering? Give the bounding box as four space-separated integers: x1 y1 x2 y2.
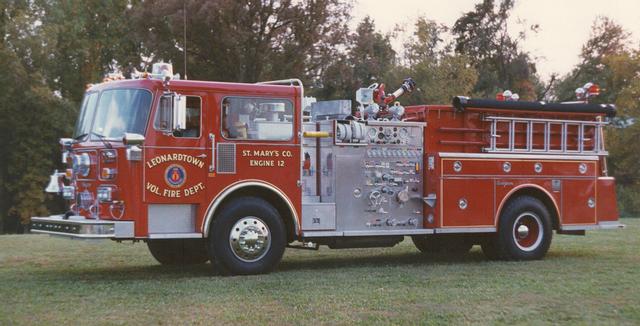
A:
162 188 181 198
250 159 274 167
145 153 209 169
146 182 162 195
183 182 205 197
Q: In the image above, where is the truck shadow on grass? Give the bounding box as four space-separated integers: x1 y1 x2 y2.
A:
277 250 488 272
31 248 596 281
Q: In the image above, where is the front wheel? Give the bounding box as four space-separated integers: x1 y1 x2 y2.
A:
496 196 553 260
209 196 286 275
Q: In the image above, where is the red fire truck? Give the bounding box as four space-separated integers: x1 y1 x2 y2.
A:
32 63 622 275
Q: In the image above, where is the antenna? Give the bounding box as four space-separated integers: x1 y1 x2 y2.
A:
183 1 188 80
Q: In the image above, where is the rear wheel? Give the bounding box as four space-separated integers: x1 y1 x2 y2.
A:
495 196 553 260
209 196 286 275
147 239 209 265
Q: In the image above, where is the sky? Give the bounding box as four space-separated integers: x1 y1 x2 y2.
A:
353 0 640 81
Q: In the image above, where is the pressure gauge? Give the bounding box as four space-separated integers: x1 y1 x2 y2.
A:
367 127 378 140
384 127 393 137
399 127 409 139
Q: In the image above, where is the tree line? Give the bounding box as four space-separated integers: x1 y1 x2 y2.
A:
1 0 639 233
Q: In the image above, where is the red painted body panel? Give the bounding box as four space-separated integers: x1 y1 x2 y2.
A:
562 179 597 225
596 177 619 222
69 78 302 238
408 105 618 230
441 179 494 227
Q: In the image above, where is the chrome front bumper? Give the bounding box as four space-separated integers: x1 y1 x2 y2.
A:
31 215 134 239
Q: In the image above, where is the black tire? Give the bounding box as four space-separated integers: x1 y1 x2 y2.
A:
147 239 209 265
496 196 553 260
209 196 286 275
412 235 473 254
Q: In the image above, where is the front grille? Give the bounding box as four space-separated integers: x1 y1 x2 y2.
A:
217 143 236 174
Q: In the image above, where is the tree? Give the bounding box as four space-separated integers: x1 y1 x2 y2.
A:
130 0 350 85
552 17 631 103
394 17 477 105
39 0 142 103
452 0 540 99
0 1 75 232
553 17 640 216
316 16 396 100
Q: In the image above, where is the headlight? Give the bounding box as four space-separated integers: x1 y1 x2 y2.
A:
97 186 114 202
72 153 91 177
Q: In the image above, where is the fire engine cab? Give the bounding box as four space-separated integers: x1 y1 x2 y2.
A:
32 63 622 275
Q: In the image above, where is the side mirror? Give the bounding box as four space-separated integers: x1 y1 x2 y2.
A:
158 93 187 133
123 133 145 146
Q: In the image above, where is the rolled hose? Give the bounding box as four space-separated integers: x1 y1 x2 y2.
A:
452 96 616 117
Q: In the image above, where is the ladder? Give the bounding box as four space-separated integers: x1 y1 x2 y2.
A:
484 116 608 155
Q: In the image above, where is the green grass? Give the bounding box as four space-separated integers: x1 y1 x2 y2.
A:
1 219 639 325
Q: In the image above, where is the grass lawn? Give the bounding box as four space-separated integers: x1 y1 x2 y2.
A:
1 218 638 325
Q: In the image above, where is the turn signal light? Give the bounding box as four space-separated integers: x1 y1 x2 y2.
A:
101 168 116 180
587 83 600 97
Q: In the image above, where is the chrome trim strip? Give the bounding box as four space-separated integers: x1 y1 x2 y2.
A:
560 222 625 231
439 152 599 161
301 231 343 237
202 180 300 237
31 229 113 239
442 175 596 179
301 229 436 238
148 233 203 239
560 225 599 231
435 227 496 234
598 221 625 229
343 229 435 236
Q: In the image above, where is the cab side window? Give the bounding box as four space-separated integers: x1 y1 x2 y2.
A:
155 96 201 138
221 97 293 140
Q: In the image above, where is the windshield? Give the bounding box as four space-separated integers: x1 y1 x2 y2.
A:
73 92 99 138
74 89 153 140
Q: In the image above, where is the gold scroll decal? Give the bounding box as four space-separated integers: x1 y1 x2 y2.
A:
145 154 206 198
241 150 293 167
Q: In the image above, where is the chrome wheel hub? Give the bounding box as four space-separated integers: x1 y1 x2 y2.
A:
512 212 543 252
229 216 271 262
517 224 530 239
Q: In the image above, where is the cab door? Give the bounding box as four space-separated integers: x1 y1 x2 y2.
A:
143 91 208 236
206 92 302 225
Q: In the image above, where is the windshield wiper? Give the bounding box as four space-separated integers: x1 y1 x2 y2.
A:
91 132 113 149
73 133 88 142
